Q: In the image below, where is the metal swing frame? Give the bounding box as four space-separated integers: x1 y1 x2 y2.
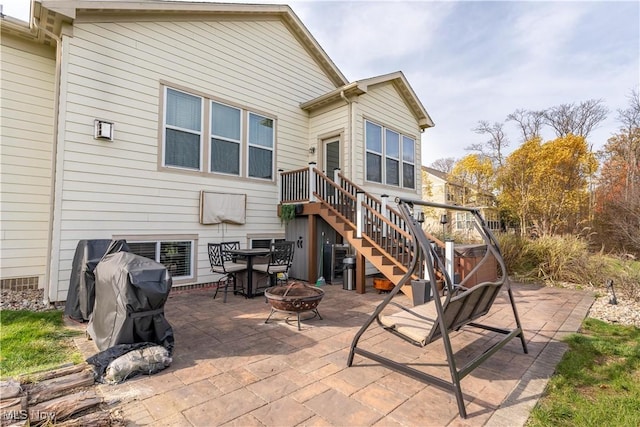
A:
347 198 528 419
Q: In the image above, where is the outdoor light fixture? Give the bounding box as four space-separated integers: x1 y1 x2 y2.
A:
606 279 617 305
309 146 316 154
94 119 114 141
440 213 448 240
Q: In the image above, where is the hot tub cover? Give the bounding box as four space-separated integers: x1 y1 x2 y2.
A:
87 244 174 354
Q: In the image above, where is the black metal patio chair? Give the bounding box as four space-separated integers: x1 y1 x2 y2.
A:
207 242 246 303
253 240 295 292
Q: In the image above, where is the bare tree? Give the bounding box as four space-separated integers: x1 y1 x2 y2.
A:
543 99 608 138
429 157 456 174
618 89 640 132
467 120 509 167
506 109 545 142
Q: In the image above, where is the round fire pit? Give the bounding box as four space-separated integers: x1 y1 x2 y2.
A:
264 282 324 330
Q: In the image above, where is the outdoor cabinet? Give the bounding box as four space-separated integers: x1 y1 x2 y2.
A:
285 216 336 281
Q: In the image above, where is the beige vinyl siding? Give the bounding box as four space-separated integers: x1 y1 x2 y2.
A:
51 17 337 300
307 103 349 174
0 34 56 287
354 82 422 199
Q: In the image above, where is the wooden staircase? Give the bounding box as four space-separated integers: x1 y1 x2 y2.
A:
316 202 409 286
279 165 445 292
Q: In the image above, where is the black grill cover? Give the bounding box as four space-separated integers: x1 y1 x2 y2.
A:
87 247 174 354
65 239 114 322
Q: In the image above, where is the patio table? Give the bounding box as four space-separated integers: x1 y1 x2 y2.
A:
227 248 271 298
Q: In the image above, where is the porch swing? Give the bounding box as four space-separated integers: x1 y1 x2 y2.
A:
347 198 528 419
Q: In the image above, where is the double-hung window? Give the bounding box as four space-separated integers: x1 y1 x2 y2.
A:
365 120 416 189
210 101 241 175
248 113 274 179
385 129 400 186
162 85 275 181
402 136 415 189
163 88 203 170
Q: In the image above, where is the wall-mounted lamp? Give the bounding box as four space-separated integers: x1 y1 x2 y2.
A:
94 119 114 141
308 146 316 154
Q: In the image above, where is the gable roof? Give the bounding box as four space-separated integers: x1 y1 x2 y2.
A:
422 166 449 182
4 0 349 87
300 71 434 130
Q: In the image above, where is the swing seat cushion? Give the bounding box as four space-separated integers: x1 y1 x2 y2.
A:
379 298 444 346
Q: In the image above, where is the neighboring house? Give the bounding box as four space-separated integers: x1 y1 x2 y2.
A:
1 1 433 302
421 167 500 239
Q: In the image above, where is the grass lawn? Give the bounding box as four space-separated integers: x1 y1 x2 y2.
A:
527 318 640 427
0 310 84 380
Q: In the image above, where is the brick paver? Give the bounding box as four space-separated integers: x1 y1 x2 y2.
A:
76 281 593 426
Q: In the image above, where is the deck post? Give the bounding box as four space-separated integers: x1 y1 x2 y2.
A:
381 194 388 238
277 168 284 203
309 162 317 202
356 191 364 238
445 240 455 283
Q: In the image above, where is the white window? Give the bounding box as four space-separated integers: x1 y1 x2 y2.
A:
385 129 400 186
365 121 382 183
162 85 275 180
402 136 415 189
163 88 203 170
455 212 474 231
210 101 241 175
248 113 274 180
365 120 416 188
127 240 194 280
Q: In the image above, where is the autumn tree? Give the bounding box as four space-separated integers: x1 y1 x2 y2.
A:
498 135 597 236
496 138 541 236
593 89 640 253
450 154 494 205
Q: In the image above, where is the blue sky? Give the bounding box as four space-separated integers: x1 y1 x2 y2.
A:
4 0 639 165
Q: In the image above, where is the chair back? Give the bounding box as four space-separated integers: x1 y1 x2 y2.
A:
269 241 295 271
221 241 240 262
207 243 224 270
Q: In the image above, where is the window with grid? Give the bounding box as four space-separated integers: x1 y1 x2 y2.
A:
455 212 474 231
365 120 416 188
127 240 193 279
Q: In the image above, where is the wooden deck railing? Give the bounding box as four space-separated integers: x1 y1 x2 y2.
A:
279 164 419 269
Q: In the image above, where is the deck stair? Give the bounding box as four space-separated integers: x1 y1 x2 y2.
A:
279 164 445 292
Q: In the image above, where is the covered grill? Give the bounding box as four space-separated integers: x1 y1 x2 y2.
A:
87 242 174 354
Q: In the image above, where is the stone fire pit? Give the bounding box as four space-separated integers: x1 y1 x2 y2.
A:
264 282 324 330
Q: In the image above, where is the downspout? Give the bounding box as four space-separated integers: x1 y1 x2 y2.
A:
32 16 62 305
339 91 353 179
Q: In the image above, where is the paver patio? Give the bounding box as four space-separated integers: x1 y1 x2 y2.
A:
74 280 594 426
